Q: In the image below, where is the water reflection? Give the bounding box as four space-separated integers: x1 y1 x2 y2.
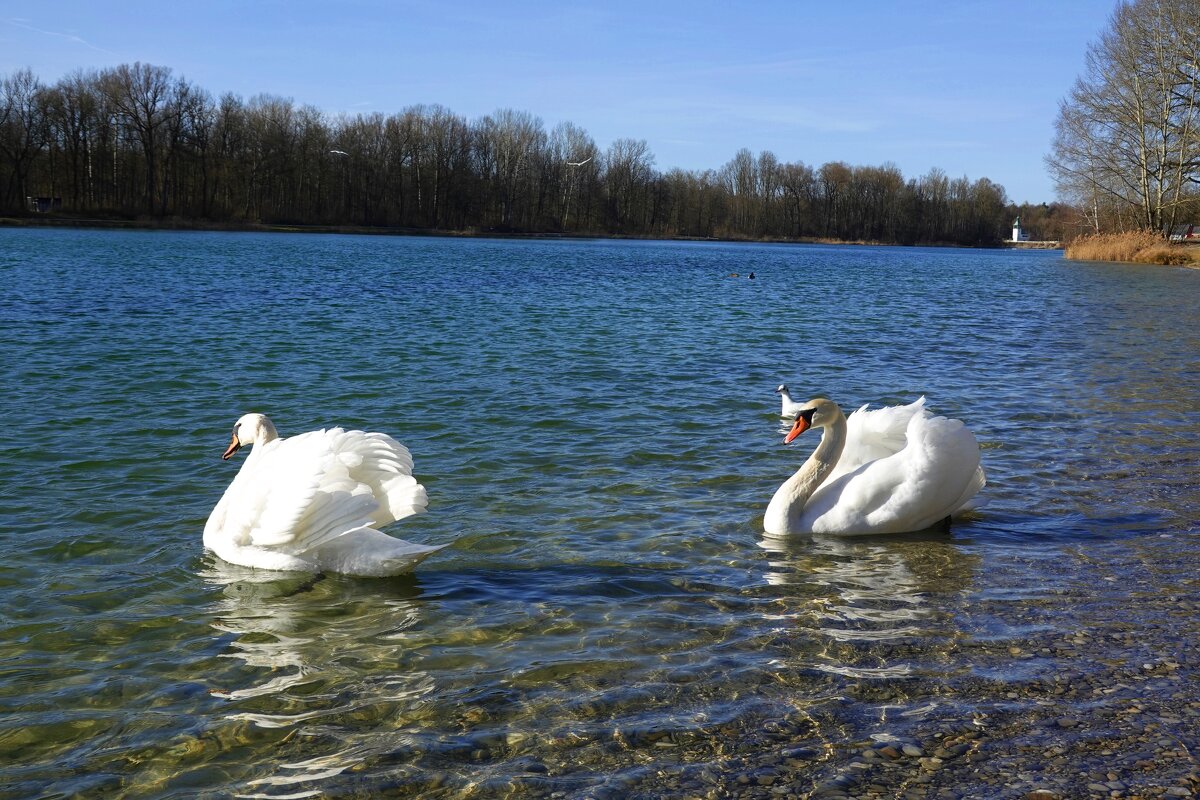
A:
201 563 435 797
758 535 978 680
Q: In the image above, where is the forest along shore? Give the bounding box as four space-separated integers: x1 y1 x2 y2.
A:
1 63 1065 247
0 215 1062 249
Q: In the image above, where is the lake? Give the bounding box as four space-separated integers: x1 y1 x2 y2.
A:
2 228 1200 799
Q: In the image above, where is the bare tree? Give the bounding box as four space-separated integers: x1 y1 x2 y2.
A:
548 121 598 230
101 63 178 214
603 138 654 232
1048 0 1200 230
722 148 758 234
779 161 817 238
0 69 50 209
474 109 546 229
47 69 100 209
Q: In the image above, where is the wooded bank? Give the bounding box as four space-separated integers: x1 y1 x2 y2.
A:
1 64 1074 247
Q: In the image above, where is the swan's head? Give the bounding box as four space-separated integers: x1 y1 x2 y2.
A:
784 398 841 443
221 413 279 460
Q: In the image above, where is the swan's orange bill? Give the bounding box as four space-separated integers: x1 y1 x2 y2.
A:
784 417 810 444
222 435 241 461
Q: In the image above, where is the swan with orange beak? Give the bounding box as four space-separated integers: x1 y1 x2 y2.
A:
765 396 985 536
204 412 445 576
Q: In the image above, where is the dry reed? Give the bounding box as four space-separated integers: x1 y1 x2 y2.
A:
1065 231 1199 266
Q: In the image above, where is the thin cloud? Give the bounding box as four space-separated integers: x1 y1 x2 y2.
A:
4 18 120 58
647 96 880 135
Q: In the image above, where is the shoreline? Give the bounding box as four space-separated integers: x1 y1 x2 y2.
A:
0 215 1059 250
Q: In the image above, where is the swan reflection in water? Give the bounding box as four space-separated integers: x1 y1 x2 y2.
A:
757 534 978 683
202 562 435 796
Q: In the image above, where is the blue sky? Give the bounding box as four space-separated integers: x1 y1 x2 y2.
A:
2 1 1116 203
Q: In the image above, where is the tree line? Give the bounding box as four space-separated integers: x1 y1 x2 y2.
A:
2 63 1027 244
1049 0 1200 233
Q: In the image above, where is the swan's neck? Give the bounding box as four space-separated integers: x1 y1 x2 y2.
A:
224 428 280 495
764 418 846 534
203 434 278 547
250 419 279 448
241 431 277 468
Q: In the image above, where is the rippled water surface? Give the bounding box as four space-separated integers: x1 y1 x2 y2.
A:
3 229 1200 798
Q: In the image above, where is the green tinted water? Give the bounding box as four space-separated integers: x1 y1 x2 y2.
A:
2 229 1199 797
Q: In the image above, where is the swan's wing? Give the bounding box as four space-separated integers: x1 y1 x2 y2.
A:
221 431 379 553
830 396 927 482
807 411 983 535
884 413 984 530
805 451 911 533
328 429 429 527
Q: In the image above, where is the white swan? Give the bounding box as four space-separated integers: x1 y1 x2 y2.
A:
776 384 806 418
203 413 445 576
764 396 985 536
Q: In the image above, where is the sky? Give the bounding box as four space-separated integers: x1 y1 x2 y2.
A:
1 0 1118 204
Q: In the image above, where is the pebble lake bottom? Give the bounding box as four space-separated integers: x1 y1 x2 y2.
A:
1 228 1199 799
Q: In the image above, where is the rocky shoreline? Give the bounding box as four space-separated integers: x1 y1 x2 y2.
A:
624 538 1200 800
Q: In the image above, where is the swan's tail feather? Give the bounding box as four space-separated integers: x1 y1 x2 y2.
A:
383 540 447 566
343 537 450 577
952 466 988 515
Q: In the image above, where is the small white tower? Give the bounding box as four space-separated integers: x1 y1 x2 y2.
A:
1012 216 1024 242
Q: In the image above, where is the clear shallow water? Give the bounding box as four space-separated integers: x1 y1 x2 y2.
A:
2 229 1200 798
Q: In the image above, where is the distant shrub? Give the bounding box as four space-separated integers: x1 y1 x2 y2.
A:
1065 231 1199 266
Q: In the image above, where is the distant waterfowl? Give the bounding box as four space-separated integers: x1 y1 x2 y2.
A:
775 384 806 418
204 413 445 576
764 396 985 536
